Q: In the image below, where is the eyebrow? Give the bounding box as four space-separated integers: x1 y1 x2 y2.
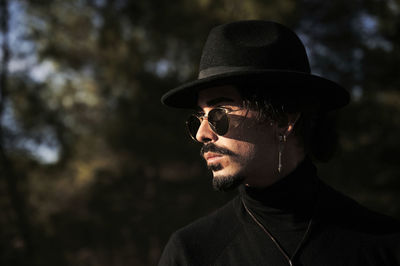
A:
206 97 235 107
195 97 236 112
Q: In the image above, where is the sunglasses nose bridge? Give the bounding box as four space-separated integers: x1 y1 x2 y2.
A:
195 115 218 142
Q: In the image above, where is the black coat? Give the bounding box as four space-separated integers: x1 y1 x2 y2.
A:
159 163 400 266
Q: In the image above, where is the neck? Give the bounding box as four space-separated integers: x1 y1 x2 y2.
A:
278 150 306 182
245 151 305 189
240 157 319 221
239 158 319 257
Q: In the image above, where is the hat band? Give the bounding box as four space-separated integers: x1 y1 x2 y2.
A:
198 66 259 79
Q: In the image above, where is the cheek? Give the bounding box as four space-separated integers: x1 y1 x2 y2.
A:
232 141 257 163
245 129 278 164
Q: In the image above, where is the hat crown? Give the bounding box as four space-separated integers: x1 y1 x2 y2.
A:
199 21 310 78
161 20 349 111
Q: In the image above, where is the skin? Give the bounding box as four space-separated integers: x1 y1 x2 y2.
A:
196 85 305 190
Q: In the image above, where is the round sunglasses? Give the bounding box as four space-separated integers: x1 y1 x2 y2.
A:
186 107 239 141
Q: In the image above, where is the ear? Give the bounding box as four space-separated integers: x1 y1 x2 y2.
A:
281 113 301 137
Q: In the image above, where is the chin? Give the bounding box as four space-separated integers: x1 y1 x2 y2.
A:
211 168 245 192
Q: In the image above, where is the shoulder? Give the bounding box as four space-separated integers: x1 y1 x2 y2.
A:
317 180 400 235
158 196 243 265
314 181 400 263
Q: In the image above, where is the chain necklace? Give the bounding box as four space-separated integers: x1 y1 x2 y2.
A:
242 199 313 266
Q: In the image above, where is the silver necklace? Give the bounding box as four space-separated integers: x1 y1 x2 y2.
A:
242 199 313 266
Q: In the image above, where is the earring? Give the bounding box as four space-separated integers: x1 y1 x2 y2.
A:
278 134 287 173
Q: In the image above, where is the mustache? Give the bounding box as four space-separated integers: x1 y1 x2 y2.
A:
200 143 236 158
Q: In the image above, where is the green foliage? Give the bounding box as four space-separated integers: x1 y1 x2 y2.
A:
0 0 399 265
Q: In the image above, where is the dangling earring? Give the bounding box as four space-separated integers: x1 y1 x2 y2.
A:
278 134 287 173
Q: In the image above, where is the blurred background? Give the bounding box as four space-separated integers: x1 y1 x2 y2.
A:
0 0 399 265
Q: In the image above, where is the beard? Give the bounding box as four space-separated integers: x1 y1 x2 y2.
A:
211 170 245 192
201 143 245 192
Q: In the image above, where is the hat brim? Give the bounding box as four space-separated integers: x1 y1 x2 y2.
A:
161 70 350 112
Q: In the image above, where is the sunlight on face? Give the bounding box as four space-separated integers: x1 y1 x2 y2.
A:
196 86 280 191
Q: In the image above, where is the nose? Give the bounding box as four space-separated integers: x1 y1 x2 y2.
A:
196 119 217 143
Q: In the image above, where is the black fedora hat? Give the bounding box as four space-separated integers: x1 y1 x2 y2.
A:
161 20 350 112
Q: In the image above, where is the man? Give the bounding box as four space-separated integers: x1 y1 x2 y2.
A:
158 20 400 265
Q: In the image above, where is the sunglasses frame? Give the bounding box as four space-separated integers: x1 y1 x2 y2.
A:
185 107 239 141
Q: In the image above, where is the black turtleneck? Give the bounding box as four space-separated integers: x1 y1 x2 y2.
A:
239 157 319 257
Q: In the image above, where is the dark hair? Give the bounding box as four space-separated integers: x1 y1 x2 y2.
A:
237 85 338 162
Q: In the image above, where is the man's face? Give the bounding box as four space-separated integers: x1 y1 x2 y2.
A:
195 86 280 191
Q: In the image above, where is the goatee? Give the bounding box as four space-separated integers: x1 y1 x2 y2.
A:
201 143 243 191
212 173 245 192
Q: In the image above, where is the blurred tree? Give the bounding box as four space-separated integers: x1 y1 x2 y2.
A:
0 0 399 265
1 0 36 264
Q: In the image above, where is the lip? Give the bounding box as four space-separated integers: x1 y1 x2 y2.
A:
204 152 223 162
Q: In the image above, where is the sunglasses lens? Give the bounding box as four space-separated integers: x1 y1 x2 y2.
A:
186 115 201 140
209 109 229 136
186 109 230 140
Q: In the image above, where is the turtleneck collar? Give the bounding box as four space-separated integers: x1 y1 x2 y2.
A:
239 157 319 231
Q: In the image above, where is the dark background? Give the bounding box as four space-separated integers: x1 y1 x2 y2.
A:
0 0 399 265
